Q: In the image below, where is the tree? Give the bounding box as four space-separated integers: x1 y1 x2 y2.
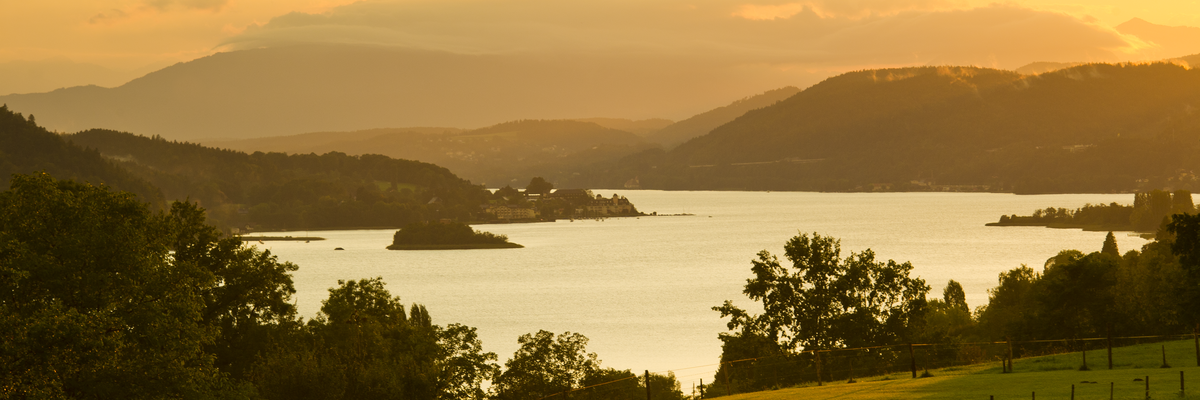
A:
253 278 440 399
1166 213 1200 326
492 330 600 400
976 265 1040 340
1102 231 1119 257
943 279 968 314
0 173 237 399
164 200 300 378
715 232 930 352
1035 251 1119 338
436 324 500 400
525 177 555 196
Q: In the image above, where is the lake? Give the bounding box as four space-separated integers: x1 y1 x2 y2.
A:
248 190 1148 391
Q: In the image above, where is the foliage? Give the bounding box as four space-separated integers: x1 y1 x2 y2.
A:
991 190 1192 233
0 105 164 206
1166 213 1200 327
717 232 930 352
0 173 238 398
712 232 929 394
64 129 495 231
525 177 554 195
387 221 518 249
0 173 505 399
567 63 1200 193
1101 232 1119 256
249 278 499 400
492 330 600 400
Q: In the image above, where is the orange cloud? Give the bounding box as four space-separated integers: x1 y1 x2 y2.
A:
735 0 964 21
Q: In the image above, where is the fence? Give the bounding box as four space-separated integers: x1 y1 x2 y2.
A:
537 332 1200 399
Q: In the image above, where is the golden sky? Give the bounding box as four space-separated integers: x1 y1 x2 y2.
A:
2 0 1199 94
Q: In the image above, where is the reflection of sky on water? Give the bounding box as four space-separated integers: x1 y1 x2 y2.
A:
249 190 1145 390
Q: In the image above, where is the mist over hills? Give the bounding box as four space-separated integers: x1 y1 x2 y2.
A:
203 86 803 186
208 119 652 187
0 44 806 141
646 86 801 149
570 63 1200 193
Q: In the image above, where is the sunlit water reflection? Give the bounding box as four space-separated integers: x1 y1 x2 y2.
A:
249 190 1147 390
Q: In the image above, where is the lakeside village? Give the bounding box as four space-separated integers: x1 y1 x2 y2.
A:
481 187 646 222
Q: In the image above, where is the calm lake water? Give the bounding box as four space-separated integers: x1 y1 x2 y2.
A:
249 190 1148 389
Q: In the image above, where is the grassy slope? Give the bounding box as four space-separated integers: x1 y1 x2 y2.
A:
720 339 1200 399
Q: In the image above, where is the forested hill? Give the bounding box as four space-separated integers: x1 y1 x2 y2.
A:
0 105 164 204
586 63 1200 193
66 129 493 231
644 86 801 149
206 119 654 188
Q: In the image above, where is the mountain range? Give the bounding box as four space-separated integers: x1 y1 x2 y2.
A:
0 44 798 141
573 62 1200 193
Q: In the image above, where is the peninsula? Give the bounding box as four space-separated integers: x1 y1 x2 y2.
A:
386 221 523 250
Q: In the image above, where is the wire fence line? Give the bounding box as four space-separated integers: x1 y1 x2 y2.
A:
535 331 1200 399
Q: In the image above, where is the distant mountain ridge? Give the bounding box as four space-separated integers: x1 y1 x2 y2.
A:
207 119 653 187
646 86 801 149
0 44 794 141
570 63 1200 193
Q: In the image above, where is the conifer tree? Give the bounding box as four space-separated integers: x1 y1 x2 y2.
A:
1102 231 1119 257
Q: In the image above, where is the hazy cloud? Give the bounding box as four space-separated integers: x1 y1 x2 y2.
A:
222 0 1136 70
735 0 963 20
144 0 230 12
88 9 130 25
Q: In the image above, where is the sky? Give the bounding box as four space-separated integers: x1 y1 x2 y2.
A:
2 0 1200 95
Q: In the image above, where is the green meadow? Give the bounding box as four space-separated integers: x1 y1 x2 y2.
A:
718 339 1200 400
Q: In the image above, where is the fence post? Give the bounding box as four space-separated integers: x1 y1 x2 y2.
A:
1162 344 1170 368
645 370 650 400
848 356 855 383
699 379 703 399
724 363 731 397
1182 370 1186 395
1081 346 1088 371
1194 323 1199 367
909 344 917 378
1145 375 1150 400
1071 384 1075 400
1007 337 1015 373
816 351 823 386
1107 327 1113 370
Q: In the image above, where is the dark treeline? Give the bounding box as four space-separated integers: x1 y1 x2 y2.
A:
713 218 1200 395
388 221 521 249
0 105 164 206
993 189 1195 232
62 128 494 232
0 173 683 399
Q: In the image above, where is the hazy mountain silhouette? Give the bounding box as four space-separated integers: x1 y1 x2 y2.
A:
567 63 1200 193
207 119 652 187
572 118 673 137
1014 19 1200 75
0 44 798 141
645 86 801 149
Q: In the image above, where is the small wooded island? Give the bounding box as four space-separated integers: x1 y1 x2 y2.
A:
987 189 1194 234
387 221 523 250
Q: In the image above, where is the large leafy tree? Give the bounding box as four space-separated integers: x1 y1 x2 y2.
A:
1167 213 1200 327
251 277 499 400
492 330 600 400
0 173 235 398
715 232 930 353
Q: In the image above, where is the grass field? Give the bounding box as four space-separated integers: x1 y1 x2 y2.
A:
714 339 1200 399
